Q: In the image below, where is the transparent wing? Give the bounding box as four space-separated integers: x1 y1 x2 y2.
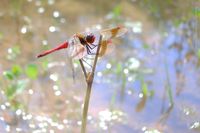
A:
100 26 128 40
98 26 127 57
68 36 87 59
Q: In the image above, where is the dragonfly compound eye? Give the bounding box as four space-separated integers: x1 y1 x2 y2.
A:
86 34 95 44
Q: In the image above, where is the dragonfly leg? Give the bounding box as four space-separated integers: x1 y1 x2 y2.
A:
86 46 92 54
91 43 98 47
84 56 95 60
86 45 97 55
88 52 97 55
87 44 97 50
81 59 92 68
91 44 98 49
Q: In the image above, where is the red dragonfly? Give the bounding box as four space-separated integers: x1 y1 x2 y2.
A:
37 26 127 59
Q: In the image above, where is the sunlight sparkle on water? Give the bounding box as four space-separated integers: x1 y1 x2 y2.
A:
111 114 118 120
53 11 60 18
65 100 70 104
190 122 200 129
16 128 22 132
142 126 147 131
1 90 4 94
132 22 142 33
95 24 102 30
1 104 6 110
50 74 58 81
6 125 10 132
38 122 46 128
144 129 161 133
41 128 47 132
29 124 36 128
35 116 44 122
21 26 27 34
42 40 48 45
28 89 34 95
139 93 143 98
0 117 4 121
51 121 59 127
77 121 82 126
16 109 22 116
37 7 45 14
183 108 190 115
87 115 92 120
7 48 13 54
128 57 140 70
123 68 129 74
55 90 61 96
124 21 142 33
48 0 55 5
26 114 33 120
60 18 66 23
49 26 56 32
128 76 133 82
53 85 59 91
127 90 133 95
50 130 55 133
73 62 78 68
106 63 112 69
99 121 108 130
22 115 27 120
97 71 102 77
5 102 10 107
48 62 66 68
99 109 112 122
63 119 68 124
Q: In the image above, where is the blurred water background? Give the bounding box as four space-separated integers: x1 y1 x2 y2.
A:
0 0 199 133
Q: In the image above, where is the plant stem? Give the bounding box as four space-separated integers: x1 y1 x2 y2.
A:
81 81 92 133
164 58 174 106
79 59 87 79
80 35 102 133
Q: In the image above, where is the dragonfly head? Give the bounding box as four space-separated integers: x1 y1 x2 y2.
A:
85 33 95 44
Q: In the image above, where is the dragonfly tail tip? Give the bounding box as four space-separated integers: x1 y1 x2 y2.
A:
37 54 46 58
37 55 42 58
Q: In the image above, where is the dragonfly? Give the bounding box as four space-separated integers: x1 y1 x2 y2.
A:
37 26 127 60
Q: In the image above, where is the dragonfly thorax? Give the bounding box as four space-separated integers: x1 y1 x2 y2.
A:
85 33 95 44
77 33 95 46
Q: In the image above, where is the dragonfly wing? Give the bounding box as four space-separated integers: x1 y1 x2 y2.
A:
68 36 87 59
71 44 87 59
100 26 128 40
98 26 127 56
99 40 108 57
